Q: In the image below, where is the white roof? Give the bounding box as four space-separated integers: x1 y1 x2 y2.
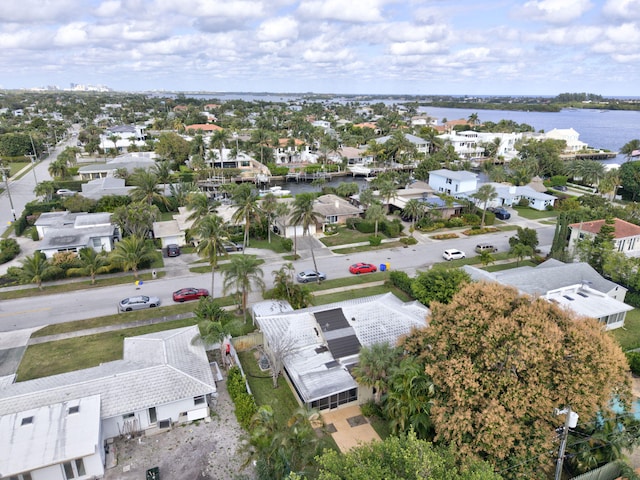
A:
429 169 478 182
0 395 101 477
544 285 633 319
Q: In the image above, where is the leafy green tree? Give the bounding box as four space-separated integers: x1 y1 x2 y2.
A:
511 242 533 266
154 132 191 167
410 266 471 307
575 217 616 274
479 249 496 266
129 169 167 207
352 343 401 404
20 252 53 290
290 193 323 279
508 226 539 251
316 430 502 480
402 198 426 235
223 254 265 316
516 138 565 177
402 282 631 479
109 235 155 278
66 247 109 284
112 202 161 237
48 158 69 179
376 179 398 214
270 263 313 309
34 180 55 202
194 214 228 295
618 160 640 200
471 184 498 228
335 182 359 198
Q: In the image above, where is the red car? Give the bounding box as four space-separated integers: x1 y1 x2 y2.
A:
349 262 377 274
172 288 210 302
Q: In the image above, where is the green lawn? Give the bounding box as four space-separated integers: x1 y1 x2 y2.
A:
512 206 558 220
332 240 405 254
610 309 640 352
319 227 386 247
313 285 412 305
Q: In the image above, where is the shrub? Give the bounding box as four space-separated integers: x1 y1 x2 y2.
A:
624 291 640 309
461 213 480 226
355 220 375 234
400 237 417 246
388 270 413 296
360 400 384 418
324 224 338 235
517 198 530 207
445 217 465 228
627 352 640 375
369 235 382 246
226 366 258 429
381 219 402 237
346 217 361 230
0 238 20 264
280 237 293 252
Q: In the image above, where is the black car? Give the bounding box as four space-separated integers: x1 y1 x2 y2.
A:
488 207 511 220
223 242 244 252
553 185 568 192
167 244 181 257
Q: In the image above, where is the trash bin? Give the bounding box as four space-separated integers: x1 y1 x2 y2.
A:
379 263 386 272
386 262 390 270
146 467 160 480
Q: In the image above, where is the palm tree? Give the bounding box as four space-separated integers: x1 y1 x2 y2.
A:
107 134 121 156
210 129 229 165
223 254 265 316
186 192 217 226
67 247 109 284
402 198 426 235
231 184 260 249
512 242 533 266
471 184 498 228
195 297 233 345
365 201 386 238
377 179 398 214
620 139 640 161
352 342 400 404
251 128 271 165
468 112 480 127
34 180 55 202
152 160 173 185
290 193 323 279
110 235 155 278
194 214 228 294
48 158 69 179
364 139 386 167
129 169 167 207
20 252 53 290
260 193 279 244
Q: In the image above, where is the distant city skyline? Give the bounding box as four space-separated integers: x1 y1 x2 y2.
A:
0 0 638 96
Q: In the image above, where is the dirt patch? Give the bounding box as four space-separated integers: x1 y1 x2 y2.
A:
104 372 256 480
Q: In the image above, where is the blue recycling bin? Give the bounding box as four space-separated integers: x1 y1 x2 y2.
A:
379 263 386 272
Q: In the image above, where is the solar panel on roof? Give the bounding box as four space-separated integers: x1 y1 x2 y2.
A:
314 308 349 331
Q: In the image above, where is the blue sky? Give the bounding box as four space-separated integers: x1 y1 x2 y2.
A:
0 0 638 96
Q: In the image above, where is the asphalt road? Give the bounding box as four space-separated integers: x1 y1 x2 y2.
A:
0 223 555 333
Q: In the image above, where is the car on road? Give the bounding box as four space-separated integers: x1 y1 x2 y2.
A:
442 249 466 261
56 189 76 196
172 288 209 302
296 270 327 283
553 185 568 192
488 207 511 220
167 244 181 257
119 295 161 312
475 243 498 254
349 262 377 274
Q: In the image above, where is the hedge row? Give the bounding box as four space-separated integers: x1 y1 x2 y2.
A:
226 366 258 429
0 238 20 264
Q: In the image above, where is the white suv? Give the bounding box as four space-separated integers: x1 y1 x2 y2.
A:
442 249 466 261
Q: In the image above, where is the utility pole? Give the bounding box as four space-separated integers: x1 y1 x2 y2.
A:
1 169 17 221
29 133 39 185
554 406 579 480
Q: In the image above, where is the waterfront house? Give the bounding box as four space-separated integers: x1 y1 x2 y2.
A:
568 218 640 258
428 169 478 195
312 194 362 231
78 152 157 180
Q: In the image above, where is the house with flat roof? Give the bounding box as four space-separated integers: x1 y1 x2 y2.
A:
78 152 157 180
428 169 478 195
0 326 217 479
568 218 640 258
463 260 632 330
253 293 428 410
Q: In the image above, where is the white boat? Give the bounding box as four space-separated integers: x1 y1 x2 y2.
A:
259 185 291 197
348 165 372 176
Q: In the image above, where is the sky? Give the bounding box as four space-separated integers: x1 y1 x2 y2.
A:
0 0 638 96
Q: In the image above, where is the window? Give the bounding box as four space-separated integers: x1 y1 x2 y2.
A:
326 215 338 224
92 238 101 247
62 459 86 479
123 413 135 420
21 416 33 426
68 406 80 415
149 407 157 424
9 473 32 480
194 395 206 406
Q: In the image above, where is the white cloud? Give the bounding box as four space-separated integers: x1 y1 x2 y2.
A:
53 23 89 47
603 0 640 20
0 0 82 23
297 0 386 22
518 0 594 24
389 41 444 56
257 16 298 42
94 0 122 17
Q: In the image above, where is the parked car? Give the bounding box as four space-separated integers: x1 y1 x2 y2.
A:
56 189 76 196
119 295 161 312
553 185 568 192
166 244 181 257
488 207 511 220
442 249 466 261
349 262 377 274
223 242 244 252
475 243 498 254
172 288 209 302
296 270 327 283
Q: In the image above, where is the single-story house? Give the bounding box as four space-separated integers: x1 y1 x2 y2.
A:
78 152 158 180
35 212 121 259
252 293 428 410
152 207 196 248
312 194 362 231
568 218 640 257
466 183 556 211
0 326 218 479
374 133 430 155
80 176 134 200
463 259 632 330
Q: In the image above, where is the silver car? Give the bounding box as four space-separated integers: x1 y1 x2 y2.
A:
119 295 161 312
296 270 327 283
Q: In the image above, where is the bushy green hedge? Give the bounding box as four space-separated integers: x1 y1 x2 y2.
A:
226 366 258 429
400 237 418 246
627 352 640 375
369 235 382 246
0 238 20 264
280 237 293 252
625 291 640 309
388 270 413 297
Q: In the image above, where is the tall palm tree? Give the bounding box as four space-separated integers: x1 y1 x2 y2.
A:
223 255 265 316
260 193 279 244
468 112 480 127
210 129 229 165
34 180 55 202
152 160 173 185
20 252 53 290
402 198 426 235
194 214 228 294
251 128 271 165
290 193 323 279
129 169 167 207
186 192 217 226
48 158 69 179
620 139 640 161
365 201 386 238
107 134 120 155
110 235 155 279
471 184 498 228
231 184 260 249
67 247 109 284
377 179 398 214
364 140 386 167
